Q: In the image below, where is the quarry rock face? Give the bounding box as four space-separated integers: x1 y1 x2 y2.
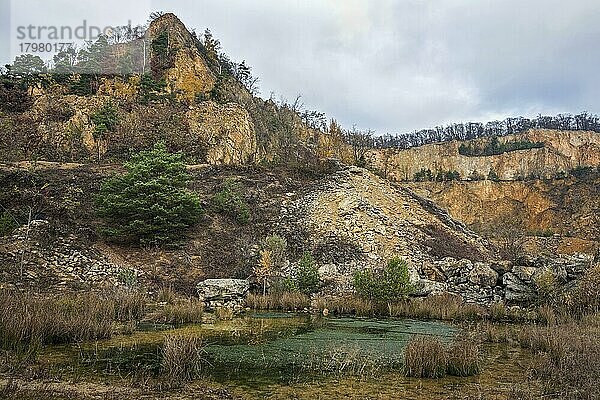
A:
187 102 258 164
407 176 600 243
367 129 600 181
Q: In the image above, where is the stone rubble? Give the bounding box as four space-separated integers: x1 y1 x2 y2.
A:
0 220 139 290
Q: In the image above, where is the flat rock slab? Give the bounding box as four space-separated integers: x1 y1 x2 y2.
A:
197 279 249 301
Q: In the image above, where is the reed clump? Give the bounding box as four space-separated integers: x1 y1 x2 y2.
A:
148 298 204 324
246 292 310 311
404 336 480 378
160 333 204 381
404 336 448 378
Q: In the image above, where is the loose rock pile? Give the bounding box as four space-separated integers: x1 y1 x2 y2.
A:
278 167 596 304
0 220 138 290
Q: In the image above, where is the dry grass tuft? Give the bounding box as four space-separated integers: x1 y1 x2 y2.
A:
0 291 113 354
156 286 177 304
446 341 480 377
403 336 448 378
148 299 204 325
112 289 147 322
404 336 479 378
214 306 234 321
522 323 600 399
160 333 204 381
246 292 310 311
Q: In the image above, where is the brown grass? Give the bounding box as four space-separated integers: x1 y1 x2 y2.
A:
478 315 600 400
160 333 204 381
0 291 113 354
214 307 234 321
112 289 147 322
403 336 448 378
156 286 177 304
148 299 204 325
246 292 310 311
389 294 486 321
0 290 148 358
313 296 381 316
404 336 480 379
446 341 480 377
520 323 600 399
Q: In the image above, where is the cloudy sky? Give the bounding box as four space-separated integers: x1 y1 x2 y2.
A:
5 0 600 134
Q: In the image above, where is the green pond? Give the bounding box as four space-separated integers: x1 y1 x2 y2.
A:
39 313 533 399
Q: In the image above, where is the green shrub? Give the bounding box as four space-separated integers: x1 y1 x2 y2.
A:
459 136 544 157
90 101 118 140
95 142 203 245
0 211 17 236
354 257 413 302
213 178 250 224
414 168 433 182
297 251 320 295
138 74 170 104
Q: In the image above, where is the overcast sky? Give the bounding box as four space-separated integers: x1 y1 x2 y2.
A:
5 0 600 134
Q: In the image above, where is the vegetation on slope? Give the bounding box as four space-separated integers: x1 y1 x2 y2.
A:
95 142 203 245
458 136 544 157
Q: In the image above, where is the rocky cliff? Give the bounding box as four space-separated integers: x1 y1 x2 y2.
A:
408 176 600 245
0 13 340 167
367 129 600 181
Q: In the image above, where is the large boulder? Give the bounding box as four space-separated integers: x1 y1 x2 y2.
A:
468 262 499 287
196 279 249 301
413 279 447 297
503 272 536 302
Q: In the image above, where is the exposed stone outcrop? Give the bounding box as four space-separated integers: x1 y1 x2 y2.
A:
367 129 600 181
187 102 259 164
196 279 249 310
279 165 494 295
407 176 600 242
145 13 216 101
0 221 138 291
